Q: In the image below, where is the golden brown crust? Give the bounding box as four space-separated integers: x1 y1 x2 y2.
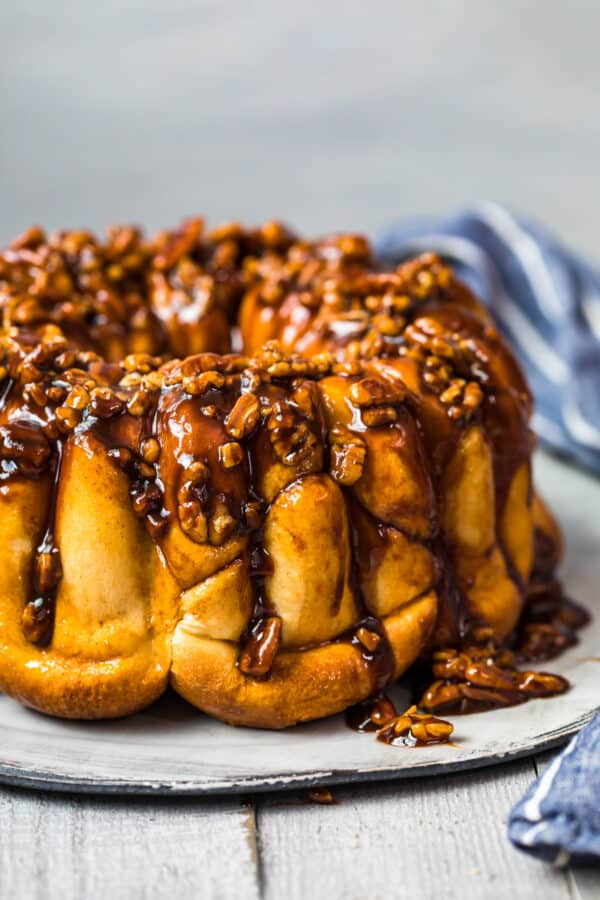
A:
0 221 567 726
171 592 438 729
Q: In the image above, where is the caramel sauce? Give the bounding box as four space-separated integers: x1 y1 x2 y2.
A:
376 706 454 747
419 642 569 716
516 577 590 662
345 693 397 732
0 220 589 735
22 440 64 646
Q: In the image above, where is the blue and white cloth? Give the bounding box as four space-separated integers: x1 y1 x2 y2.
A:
507 713 600 865
375 204 600 474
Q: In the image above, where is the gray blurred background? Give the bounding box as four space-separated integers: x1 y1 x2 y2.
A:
1 1 599 253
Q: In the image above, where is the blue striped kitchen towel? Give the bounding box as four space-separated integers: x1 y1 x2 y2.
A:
375 204 600 474
507 712 600 865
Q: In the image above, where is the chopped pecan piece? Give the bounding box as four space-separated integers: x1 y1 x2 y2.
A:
329 426 367 486
218 441 244 469
349 377 405 408
376 705 454 746
420 644 569 714
238 616 282 678
267 400 321 469
224 393 260 439
140 437 160 465
177 461 210 543
21 597 54 647
34 548 62 595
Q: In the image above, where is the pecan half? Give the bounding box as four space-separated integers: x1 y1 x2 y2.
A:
224 393 260 439
177 461 210 543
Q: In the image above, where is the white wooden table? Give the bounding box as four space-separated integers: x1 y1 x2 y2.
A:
1 751 598 900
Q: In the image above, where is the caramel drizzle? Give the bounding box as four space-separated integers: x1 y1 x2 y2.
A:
0 225 587 722
22 440 64 646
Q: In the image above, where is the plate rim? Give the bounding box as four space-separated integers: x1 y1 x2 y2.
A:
0 711 593 796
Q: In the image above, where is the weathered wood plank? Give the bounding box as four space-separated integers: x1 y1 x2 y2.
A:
256 758 572 900
569 868 600 900
0 786 260 900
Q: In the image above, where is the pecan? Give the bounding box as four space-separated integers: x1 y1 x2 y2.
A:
208 498 237 545
349 377 405 407
153 217 203 271
328 426 366 486
183 371 225 396
138 462 156 479
361 405 398 427
55 406 81 432
420 644 570 714
131 482 162 518
126 389 152 417
21 597 53 647
177 461 210 543
23 381 47 407
224 393 260 439
238 617 282 677
9 225 45 250
90 388 125 419
65 384 91 411
123 353 157 374
34 548 62 595
266 400 321 468
218 441 244 469
376 705 453 747
355 627 381 653
53 352 77 372
140 437 160 464
243 499 265 530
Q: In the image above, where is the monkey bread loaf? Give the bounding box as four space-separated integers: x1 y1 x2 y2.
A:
0 219 569 728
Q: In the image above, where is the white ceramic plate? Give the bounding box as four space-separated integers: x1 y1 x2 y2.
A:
0 452 598 796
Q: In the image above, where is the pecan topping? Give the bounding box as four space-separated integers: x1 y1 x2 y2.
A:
420 644 569 715
224 393 260 439
266 399 321 469
360 405 398 427
238 616 282 677
376 705 454 747
183 371 225 396
218 441 244 469
329 425 366 486
90 388 125 419
208 497 237 545
21 597 54 647
54 407 80 433
177 461 209 543
349 377 405 407
0 423 52 474
355 627 381 652
140 437 160 465
34 549 62 595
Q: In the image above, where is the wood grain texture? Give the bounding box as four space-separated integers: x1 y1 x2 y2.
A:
255 757 575 900
1 753 599 899
570 869 600 900
0 787 260 900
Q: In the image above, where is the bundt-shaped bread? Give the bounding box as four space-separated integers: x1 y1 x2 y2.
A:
0 220 567 727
